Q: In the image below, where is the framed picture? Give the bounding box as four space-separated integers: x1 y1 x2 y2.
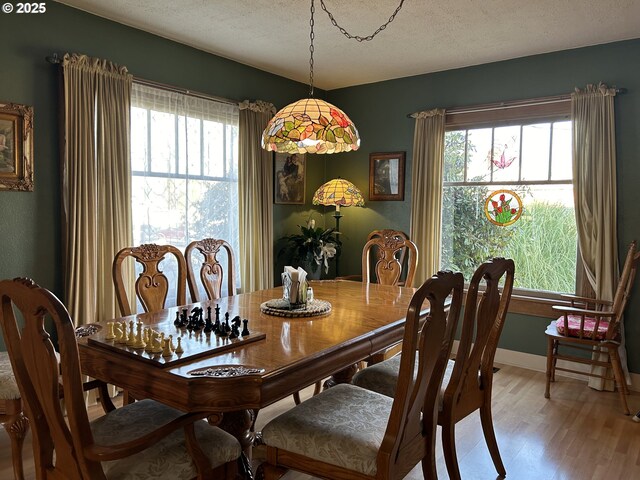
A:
0 102 34 191
274 153 306 204
369 151 405 201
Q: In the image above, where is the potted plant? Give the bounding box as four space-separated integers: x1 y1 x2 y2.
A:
279 217 340 279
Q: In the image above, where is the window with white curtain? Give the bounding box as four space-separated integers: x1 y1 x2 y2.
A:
130 82 240 304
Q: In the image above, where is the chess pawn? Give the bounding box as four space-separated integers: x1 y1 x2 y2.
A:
175 337 184 354
168 334 176 352
174 311 181 326
144 330 155 353
161 338 172 358
105 322 116 340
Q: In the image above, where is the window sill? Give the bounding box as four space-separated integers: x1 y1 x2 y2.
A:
507 293 572 318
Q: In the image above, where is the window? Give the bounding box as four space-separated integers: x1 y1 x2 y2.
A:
440 100 577 295
130 83 240 303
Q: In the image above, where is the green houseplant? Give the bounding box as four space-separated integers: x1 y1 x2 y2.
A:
279 217 340 279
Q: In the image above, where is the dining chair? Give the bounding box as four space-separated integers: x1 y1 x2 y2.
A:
112 243 187 316
185 238 237 303
0 277 241 480
339 229 417 288
1 352 27 480
260 270 464 480
353 257 515 480
546 240 639 415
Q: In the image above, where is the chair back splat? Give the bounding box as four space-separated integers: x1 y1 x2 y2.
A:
362 229 418 288
185 238 236 302
112 243 187 316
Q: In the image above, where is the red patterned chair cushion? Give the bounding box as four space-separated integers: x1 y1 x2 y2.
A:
555 315 610 340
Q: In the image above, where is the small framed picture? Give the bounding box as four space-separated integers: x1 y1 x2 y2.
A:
274 153 306 204
0 101 34 191
369 152 405 201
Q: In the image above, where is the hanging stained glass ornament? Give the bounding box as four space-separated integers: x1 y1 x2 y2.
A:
484 189 523 226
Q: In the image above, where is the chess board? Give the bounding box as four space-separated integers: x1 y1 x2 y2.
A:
87 323 265 368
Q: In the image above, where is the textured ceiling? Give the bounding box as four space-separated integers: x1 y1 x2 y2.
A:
56 0 640 90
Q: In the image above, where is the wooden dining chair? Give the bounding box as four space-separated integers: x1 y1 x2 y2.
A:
185 238 237 303
112 243 187 316
1 352 27 480
353 257 515 480
260 270 464 480
546 240 639 415
0 277 241 480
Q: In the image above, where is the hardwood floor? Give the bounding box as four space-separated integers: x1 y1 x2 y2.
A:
2 365 639 479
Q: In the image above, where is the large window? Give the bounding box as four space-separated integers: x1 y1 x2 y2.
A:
440 104 577 294
130 83 240 302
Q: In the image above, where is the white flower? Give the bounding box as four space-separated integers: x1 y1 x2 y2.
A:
314 241 337 273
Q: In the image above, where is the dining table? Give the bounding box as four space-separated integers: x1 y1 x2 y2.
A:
77 279 425 478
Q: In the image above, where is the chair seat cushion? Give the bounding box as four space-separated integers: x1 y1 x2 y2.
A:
352 355 454 411
262 384 393 476
0 352 20 400
91 399 241 480
555 315 610 340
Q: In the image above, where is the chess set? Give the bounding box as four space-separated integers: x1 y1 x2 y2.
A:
87 304 265 367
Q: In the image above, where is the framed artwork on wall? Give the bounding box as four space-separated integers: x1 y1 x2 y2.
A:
0 101 34 191
274 153 306 204
369 151 405 201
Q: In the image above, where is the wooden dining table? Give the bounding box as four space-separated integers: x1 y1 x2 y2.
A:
78 279 423 478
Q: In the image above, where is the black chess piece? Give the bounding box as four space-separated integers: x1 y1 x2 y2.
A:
215 304 220 322
241 319 250 336
229 324 239 339
180 308 188 328
224 312 231 333
174 311 181 326
204 308 214 334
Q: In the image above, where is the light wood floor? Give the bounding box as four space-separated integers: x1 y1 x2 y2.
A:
2 364 640 479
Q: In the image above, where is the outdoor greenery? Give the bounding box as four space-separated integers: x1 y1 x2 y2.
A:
441 131 577 293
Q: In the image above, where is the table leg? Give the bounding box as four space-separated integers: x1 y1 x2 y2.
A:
323 363 359 390
218 409 256 480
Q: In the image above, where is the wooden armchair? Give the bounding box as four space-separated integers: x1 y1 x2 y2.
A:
0 277 241 479
185 238 237 303
353 258 516 479
112 243 187 316
546 240 639 415
261 270 464 480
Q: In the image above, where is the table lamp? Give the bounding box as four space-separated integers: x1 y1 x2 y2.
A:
312 177 365 276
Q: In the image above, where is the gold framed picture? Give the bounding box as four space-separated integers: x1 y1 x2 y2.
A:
369 151 405 201
0 102 34 191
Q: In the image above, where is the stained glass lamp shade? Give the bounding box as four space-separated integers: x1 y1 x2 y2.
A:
312 178 365 212
262 98 361 154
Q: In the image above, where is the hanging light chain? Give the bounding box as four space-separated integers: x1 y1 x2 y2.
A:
319 0 406 42
309 0 315 97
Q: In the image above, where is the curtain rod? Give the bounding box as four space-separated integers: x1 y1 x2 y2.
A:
406 88 627 118
46 53 239 107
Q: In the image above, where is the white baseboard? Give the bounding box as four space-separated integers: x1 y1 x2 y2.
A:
451 341 640 393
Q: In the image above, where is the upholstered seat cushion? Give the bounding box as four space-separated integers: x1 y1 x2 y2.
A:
555 315 610 340
91 399 241 479
0 352 20 400
352 355 454 409
262 384 393 476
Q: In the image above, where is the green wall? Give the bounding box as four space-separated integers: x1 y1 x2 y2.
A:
319 39 640 373
0 2 312 348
